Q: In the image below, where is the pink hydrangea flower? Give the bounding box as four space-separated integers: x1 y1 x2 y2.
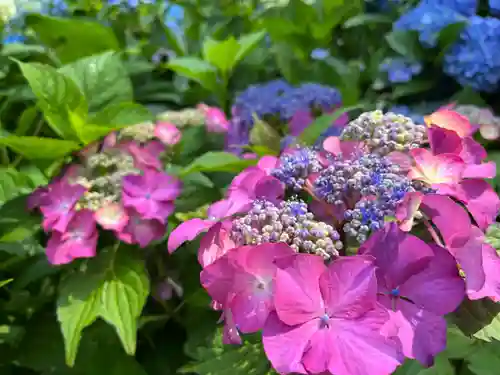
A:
94 202 129 232
198 221 236 268
424 109 473 138
116 208 165 247
198 104 229 133
122 170 181 222
449 227 500 301
46 209 98 265
39 181 87 233
360 223 465 365
154 122 182 145
125 141 164 171
262 254 403 375
408 148 465 186
201 243 295 333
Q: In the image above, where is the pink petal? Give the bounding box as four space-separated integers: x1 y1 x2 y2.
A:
46 231 97 265
420 194 471 248
198 221 237 268
389 299 447 366
460 136 487 164
154 122 182 145
399 244 465 315
167 218 214 253
320 256 379 319
273 254 326 326
427 126 462 155
200 253 236 305
327 307 403 375
222 306 242 345
262 312 314 375
424 109 472 138
409 148 465 186
322 137 364 159
302 325 334 374
230 286 273 333
462 161 496 179
95 203 129 231
395 191 424 232
254 176 284 202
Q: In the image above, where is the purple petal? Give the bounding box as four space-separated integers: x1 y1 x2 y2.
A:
428 126 462 155
320 256 379 319
200 253 236 305
198 221 236 268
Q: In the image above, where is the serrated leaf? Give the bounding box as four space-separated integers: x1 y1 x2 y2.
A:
168 57 218 91
59 51 133 112
15 61 88 140
0 136 80 160
180 152 257 176
25 14 120 64
57 247 150 366
249 115 281 153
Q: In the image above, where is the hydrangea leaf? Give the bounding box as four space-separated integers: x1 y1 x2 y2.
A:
235 31 266 65
180 151 257 176
436 21 467 60
0 136 80 160
57 247 150 366
385 30 425 61
454 298 500 342
466 341 500 375
393 355 454 375
15 61 88 141
25 14 120 64
249 115 281 153
203 37 241 74
180 326 276 375
0 195 41 242
167 57 218 92
59 51 133 112
343 13 392 28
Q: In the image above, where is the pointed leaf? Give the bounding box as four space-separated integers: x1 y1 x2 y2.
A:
0 136 80 160
167 57 217 91
249 115 281 153
180 152 257 176
454 298 500 342
235 31 266 65
203 37 240 73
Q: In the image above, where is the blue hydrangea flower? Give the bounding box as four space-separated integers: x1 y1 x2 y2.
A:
444 16 500 92
311 48 330 60
432 0 477 16
380 58 422 83
388 105 425 124
491 0 500 14
394 2 466 48
3 34 25 44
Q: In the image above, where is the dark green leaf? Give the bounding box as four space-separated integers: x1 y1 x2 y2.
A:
436 22 467 58
0 136 80 159
59 51 133 111
444 324 477 359
466 341 500 375
391 80 435 99
454 298 500 342
385 30 425 61
0 195 40 242
180 152 257 176
15 61 87 140
168 57 218 91
26 14 120 63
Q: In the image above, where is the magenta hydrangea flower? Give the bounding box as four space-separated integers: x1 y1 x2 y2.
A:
201 243 295 333
122 170 181 222
154 122 182 145
116 208 166 247
125 140 164 171
360 223 465 365
94 202 129 231
46 209 98 265
198 221 236 268
198 103 229 133
39 181 87 233
262 254 403 375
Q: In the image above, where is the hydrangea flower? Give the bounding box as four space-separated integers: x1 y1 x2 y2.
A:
444 16 500 92
226 80 344 154
394 2 466 48
174 109 500 374
30 121 181 264
491 0 500 14
380 58 422 84
432 0 477 15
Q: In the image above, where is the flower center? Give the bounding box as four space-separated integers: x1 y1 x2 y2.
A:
390 288 400 297
319 313 330 329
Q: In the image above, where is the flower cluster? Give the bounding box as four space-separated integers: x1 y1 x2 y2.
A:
226 80 346 153
170 107 500 375
29 121 182 265
380 57 422 84
454 104 500 140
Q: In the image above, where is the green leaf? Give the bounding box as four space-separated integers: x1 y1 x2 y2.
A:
466 341 500 375
25 14 120 63
203 37 240 73
0 136 80 160
454 298 500 342
181 327 274 375
249 115 281 153
0 167 36 204
444 324 476 359
0 195 40 242
57 247 150 366
0 279 13 288
235 31 266 65
180 152 257 176
343 13 392 28
298 104 366 145
391 80 435 99
394 355 454 375
436 22 467 59
168 57 218 91
15 61 88 140
385 30 425 61
81 102 153 144
59 51 133 111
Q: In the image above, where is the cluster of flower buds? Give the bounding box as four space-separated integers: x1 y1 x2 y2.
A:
156 104 229 134
29 121 183 265
169 107 500 375
340 110 427 154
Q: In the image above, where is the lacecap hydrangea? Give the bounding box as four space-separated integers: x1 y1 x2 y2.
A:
169 108 500 375
225 80 346 154
29 121 183 265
